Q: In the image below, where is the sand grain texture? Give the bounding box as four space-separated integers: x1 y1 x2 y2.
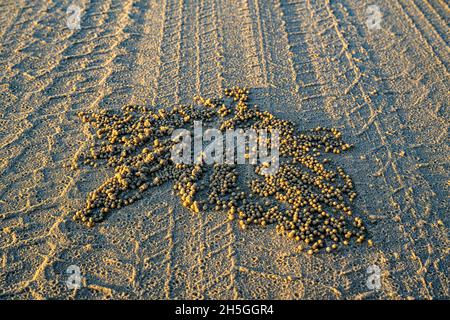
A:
0 0 448 299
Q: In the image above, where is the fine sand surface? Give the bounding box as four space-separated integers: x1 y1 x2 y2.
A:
0 0 448 299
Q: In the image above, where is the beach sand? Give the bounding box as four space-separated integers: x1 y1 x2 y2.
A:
0 0 448 299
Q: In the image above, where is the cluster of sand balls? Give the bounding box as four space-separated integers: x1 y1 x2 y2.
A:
72 87 368 254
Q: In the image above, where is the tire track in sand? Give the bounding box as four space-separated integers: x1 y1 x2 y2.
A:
318 0 448 298
0 0 136 232
212 0 276 299
395 0 449 74
159 0 238 299
191 0 231 299
236 0 348 299
338 0 449 299
0 0 171 298
153 0 183 106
